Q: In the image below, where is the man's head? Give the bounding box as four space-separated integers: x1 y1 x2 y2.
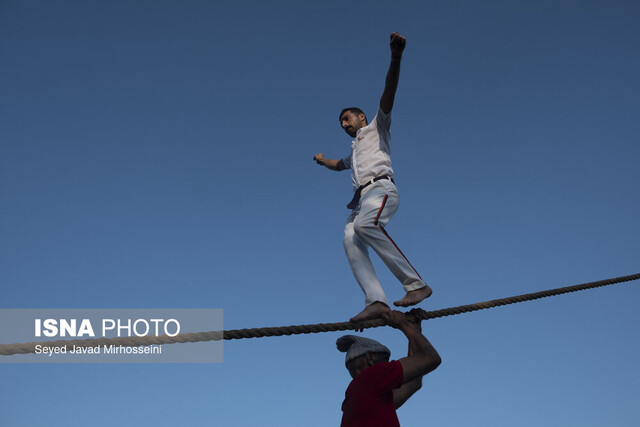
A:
339 107 368 138
336 335 391 378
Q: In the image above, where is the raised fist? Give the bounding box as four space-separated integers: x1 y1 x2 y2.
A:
390 32 406 57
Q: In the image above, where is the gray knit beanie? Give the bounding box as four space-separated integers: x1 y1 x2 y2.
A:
336 335 391 365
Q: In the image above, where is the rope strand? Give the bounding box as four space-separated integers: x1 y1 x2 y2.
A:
1 273 638 356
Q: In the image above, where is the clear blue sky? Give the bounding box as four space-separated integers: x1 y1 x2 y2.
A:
1 1 639 425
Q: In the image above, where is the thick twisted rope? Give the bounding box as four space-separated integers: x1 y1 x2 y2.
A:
1 273 638 356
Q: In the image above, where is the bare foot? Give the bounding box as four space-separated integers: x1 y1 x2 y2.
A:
349 302 390 323
393 285 432 307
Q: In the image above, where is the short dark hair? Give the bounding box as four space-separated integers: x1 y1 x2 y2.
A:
339 107 367 124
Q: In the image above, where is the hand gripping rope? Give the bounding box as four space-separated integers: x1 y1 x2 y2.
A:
1 273 638 356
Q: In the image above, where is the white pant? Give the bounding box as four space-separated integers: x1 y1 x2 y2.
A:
343 179 426 307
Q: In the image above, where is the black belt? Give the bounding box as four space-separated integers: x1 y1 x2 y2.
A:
346 176 394 210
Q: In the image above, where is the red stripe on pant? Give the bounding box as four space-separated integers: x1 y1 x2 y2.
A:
373 195 423 280
373 195 388 226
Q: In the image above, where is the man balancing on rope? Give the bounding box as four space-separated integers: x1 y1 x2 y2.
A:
314 32 432 323
337 310 441 426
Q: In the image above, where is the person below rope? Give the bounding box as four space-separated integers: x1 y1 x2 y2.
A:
337 310 441 426
314 32 432 323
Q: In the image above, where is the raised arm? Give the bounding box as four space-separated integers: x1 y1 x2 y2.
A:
382 310 441 409
379 32 406 115
313 153 347 171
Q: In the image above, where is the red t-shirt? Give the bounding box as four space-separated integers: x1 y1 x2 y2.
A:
340 360 404 427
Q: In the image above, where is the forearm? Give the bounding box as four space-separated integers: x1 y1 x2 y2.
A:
404 334 425 388
385 58 402 95
380 32 405 114
315 156 345 171
383 310 441 397
402 325 441 369
380 57 401 114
